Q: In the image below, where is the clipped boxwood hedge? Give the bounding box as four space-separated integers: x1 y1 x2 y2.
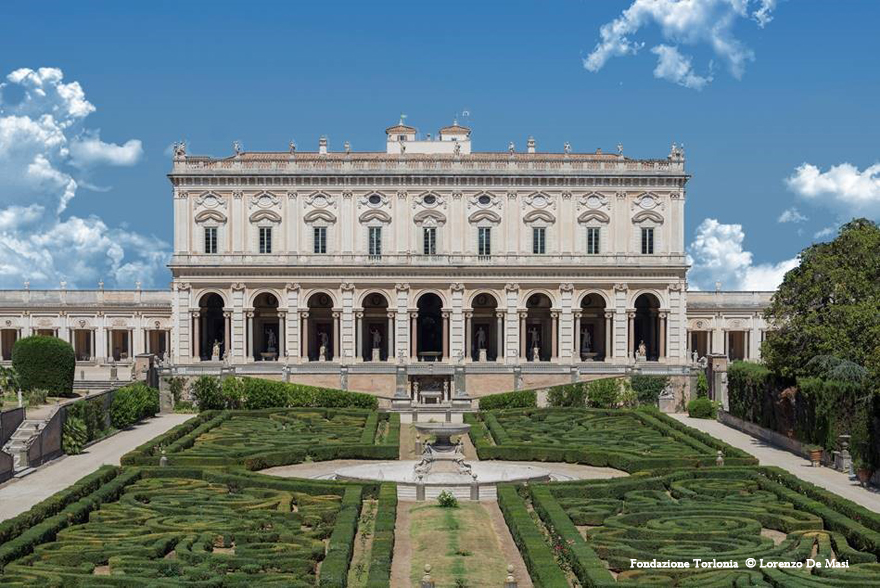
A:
11 335 75 397
240 376 378 410
478 389 537 410
109 382 159 429
365 482 397 587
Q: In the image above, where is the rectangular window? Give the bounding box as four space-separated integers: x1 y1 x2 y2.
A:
423 227 437 255
641 227 655 255
587 227 600 254
532 227 546 254
204 226 217 254
478 227 491 256
259 226 272 254
369 226 382 256
313 226 327 254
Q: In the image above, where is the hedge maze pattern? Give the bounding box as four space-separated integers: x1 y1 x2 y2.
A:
470 408 756 472
516 468 880 587
0 471 350 586
179 409 369 459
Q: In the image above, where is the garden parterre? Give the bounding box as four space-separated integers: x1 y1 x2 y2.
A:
467 407 757 472
122 408 400 469
499 467 880 587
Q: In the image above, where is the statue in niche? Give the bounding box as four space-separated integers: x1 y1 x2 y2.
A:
637 340 647 359
529 327 540 350
692 349 699 363
266 329 277 353
318 331 329 360
370 327 382 349
211 340 221 360
475 326 487 350
582 328 592 352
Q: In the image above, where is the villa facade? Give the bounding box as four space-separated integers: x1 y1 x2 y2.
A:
0 122 773 397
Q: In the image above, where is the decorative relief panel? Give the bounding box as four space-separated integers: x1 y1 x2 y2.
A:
467 192 500 211
577 192 609 212
632 192 665 212
359 192 390 209
195 192 226 210
412 191 446 210
304 191 337 210
522 192 555 210
249 192 280 210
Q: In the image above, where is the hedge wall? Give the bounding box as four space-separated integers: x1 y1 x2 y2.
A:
365 482 397 587
10 335 75 397
109 382 159 429
478 389 537 410
240 377 378 410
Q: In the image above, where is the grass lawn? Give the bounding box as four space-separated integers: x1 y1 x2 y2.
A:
409 502 509 588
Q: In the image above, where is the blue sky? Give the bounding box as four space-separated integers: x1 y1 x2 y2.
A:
0 1 878 289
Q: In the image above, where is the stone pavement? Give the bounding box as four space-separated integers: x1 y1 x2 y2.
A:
0 413 194 521
671 414 880 513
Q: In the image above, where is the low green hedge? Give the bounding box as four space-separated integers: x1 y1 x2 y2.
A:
241 377 378 410
497 484 569 587
11 335 76 397
478 389 537 410
319 486 363 587
109 382 159 429
365 482 397 587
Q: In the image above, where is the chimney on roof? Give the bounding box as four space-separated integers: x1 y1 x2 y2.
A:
527 136 536 154
319 136 328 155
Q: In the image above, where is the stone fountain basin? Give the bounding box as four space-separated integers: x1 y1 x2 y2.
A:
413 422 470 443
332 460 557 485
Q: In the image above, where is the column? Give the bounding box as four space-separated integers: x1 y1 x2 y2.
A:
464 311 472 361
246 311 254 360
224 311 232 358
441 311 450 361
332 312 340 360
300 311 309 360
519 311 527 359
192 312 200 359
724 330 730 359
355 312 363 361
573 311 582 362
604 312 613 359
90 329 96 361
164 330 170 358
495 311 504 361
627 311 635 358
659 312 667 360
278 312 286 359
386 312 394 361
550 311 558 360
410 311 418 361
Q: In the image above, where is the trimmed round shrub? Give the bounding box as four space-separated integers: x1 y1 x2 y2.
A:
110 383 159 429
687 397 717 419
11 335 75 397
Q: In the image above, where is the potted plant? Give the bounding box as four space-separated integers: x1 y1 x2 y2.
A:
805 444 823 467
855 459 873 487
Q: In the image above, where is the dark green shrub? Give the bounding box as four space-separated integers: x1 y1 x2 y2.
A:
221 376 245 409
164 376 187 404
242 377 289 409
630 374 668 406
586 378 619 408
437 489 458 508
109 383 159 429
192 375 224 410
61 415 87 455
479 389 537 410
696 372 709 398
11 336 75 397
687 396 717 419
547 382 587 407
727 361 773 425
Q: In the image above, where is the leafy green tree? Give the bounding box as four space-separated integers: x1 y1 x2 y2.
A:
762 219 880 383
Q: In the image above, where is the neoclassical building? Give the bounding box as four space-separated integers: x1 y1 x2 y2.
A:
0 121 773 398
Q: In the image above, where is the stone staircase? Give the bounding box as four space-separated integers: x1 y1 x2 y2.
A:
73 380 120 393
396 483 496 501
1 419 43 472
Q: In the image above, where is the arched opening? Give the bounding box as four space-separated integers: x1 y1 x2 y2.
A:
469 293 500 361
197 293 225 361
307 292 334 361
525 293 554 361
415 293 444 362
361 293 391 361
578 294 608 361
634 293 661 361
252 293 281 361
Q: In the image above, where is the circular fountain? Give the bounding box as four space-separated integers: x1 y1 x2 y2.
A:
331 421 555 500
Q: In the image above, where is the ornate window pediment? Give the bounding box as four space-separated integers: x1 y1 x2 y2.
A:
194 209 227 224
468 191 500 210
303 209 337 224
304 191 337 209
359 192 389 209
468 209 501 225
249 209 282 223
523 209 556 225
413 209 447 226
632 210 664 224
578 192 609 211
632 192 665 212
578 210 610 224
413 191 446 210
195 192 226 210
359 209 392 224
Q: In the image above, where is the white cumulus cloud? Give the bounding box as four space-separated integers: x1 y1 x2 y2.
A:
687 218 797 291
777 207 807 223
786 162 880 218
0 66 168 288
584 0 775 89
